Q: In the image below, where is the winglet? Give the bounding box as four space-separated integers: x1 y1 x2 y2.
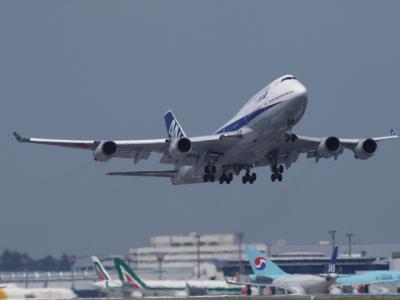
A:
13 132 28 142
390 129 398 136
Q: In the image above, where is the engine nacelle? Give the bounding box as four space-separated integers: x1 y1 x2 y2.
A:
318 136 341 158
168 137 192 159
354 138 377 159
93 140 117 162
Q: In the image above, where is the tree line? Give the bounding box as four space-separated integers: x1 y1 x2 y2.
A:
0 250 72 271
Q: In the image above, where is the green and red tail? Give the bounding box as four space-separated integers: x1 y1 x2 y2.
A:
113 257 148 289
91 256 111 281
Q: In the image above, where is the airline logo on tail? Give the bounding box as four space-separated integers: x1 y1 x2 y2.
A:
114 258 147 290
253 257 267 270
91 256 111 281
328 246 339 274
119 265 140 289
328 263 335 273
164 110 187 139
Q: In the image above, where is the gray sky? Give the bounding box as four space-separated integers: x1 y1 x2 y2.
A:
1 1 400 258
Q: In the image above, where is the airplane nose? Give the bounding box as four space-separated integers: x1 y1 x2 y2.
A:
294 81 308 106
296 81 308 98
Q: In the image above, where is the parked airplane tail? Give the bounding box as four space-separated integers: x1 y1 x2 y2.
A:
164 110 187 139
113 257 147 290
91 256 111 281
245 247 287 277
328 246 339 274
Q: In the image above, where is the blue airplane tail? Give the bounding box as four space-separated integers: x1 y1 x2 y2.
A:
164 110 187 139
328 246 338 273
245 247 287 277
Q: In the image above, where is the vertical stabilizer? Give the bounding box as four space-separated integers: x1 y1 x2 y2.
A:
245 247 287 277
164 110 187 139
113 257 148 289
328 246 339 274
91 256 112 281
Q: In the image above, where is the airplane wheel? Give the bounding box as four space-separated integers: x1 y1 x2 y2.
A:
209 174 215 182
251 173 257 181
203 174 209 182
277 174 283 182
204 166 210 174
242 176 247 184
211 166 216 174
291 134 297 141
272 165 278 173
271 173 276 182
278 165 284 173
219 177 224 184
284 133 291 142
228 173 233 181
226 179 231 184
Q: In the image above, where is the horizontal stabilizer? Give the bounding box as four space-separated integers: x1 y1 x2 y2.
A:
106 170 178 178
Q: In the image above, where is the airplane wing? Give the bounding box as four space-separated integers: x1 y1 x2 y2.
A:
257 130 399 168
13 131 240 165
225 278 304 295
106 170 178 178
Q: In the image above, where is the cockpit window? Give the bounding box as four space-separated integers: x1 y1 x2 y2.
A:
281 76 296 82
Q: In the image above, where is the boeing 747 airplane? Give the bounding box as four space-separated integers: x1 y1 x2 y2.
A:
13 75 398 184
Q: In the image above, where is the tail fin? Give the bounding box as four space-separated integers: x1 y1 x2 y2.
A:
164 110 187 139
245 247 287 277
328 246 339 274
91 256 111 281
113 257 147 289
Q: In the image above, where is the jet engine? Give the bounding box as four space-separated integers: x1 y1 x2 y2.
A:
318 136 341 158
93 141 117 162
354 138 377 159
168 137 192 159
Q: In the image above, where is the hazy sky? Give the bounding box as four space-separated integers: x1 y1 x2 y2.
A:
1 1 400 258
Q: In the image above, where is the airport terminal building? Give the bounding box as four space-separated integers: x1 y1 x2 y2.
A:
128 233 397 280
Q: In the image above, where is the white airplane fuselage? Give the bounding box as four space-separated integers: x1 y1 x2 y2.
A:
272 274 334 294
173 75 308 184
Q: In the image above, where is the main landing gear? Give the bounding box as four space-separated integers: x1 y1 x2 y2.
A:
219 173 233 184
203 165 216 182
271 165 284 182
242 171 256 184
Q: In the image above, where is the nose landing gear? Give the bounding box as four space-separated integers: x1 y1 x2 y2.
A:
284 133 297 142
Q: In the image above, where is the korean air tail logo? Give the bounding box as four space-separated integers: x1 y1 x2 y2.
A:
253 257 267 270
169 119 184 139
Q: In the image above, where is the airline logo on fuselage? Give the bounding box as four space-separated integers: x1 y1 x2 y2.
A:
253 256 267 270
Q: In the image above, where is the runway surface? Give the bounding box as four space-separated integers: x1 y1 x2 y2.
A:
71 296 400 300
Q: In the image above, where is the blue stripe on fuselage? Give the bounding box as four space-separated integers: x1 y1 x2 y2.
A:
214 102 282 134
